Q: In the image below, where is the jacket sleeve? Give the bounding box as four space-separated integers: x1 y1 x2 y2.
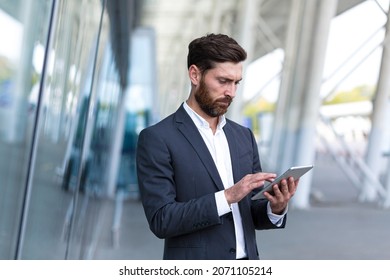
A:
136 127 222 239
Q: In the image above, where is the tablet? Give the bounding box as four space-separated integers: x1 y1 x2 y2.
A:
251 165 314 200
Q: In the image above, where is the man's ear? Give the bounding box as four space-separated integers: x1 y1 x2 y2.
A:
188 65 200 85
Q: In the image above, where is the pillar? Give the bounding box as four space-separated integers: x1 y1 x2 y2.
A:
362 2 390 202
269 0 338 208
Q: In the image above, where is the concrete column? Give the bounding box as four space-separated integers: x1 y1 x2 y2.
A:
278 0 318 177
210 0 223 31
229 0 260 124
362 2 390 202
269 0 337 208
292 0 338 208
268 0 305 171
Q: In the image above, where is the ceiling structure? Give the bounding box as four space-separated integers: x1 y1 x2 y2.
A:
0 0 369 116
138 0 367 117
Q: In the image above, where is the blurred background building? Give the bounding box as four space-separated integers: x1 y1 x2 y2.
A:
0 0 389 259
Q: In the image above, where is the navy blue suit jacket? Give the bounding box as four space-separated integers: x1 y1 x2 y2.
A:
136 104 285 260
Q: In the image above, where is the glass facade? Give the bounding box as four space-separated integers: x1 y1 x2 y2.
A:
0 0 155 259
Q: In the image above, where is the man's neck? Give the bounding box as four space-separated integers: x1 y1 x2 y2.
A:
185 100 219 133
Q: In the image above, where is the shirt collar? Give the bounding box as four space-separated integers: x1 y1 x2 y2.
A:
183 101 226 130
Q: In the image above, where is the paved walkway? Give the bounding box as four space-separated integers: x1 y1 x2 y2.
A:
258 154 390 260
95 154 390 260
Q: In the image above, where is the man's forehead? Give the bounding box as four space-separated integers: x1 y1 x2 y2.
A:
209 62 243 80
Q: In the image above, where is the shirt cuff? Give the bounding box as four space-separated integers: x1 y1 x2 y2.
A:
267 202 288 227
215 190 232 216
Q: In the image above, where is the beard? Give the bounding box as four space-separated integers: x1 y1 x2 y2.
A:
194 78 233 118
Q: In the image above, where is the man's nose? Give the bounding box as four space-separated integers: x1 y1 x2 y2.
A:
225 83 237 98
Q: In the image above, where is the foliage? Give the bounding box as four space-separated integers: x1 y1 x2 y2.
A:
242 85 375 134
322 85 375 105
0 56 13 81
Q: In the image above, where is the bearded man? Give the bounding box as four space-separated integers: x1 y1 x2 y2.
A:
136 33 298 260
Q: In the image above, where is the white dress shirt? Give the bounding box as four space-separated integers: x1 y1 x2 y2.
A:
183 102 286 259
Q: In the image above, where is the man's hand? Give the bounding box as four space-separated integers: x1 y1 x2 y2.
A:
263 177 299 214
224 172 277 205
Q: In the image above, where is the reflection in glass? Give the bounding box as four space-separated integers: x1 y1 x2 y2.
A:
0 0 53 259
0 0 156 259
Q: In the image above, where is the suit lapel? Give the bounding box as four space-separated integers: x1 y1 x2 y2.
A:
175 105 225 191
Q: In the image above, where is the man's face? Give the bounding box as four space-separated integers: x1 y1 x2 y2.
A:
194 62 242 118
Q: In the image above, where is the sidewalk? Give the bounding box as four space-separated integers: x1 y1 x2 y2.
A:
96 154 390 260
258 155 390 260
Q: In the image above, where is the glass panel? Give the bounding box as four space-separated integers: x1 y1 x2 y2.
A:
0 0 53 259
20 0 105 259
0 0 157 259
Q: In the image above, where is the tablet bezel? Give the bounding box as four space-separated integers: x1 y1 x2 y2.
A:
251 165 314 200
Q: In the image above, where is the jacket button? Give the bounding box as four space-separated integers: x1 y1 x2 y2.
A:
229 248 236 254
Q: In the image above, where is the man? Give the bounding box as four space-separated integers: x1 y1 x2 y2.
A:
136 33 298 260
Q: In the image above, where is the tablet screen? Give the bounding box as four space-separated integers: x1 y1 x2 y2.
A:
251 165 314 200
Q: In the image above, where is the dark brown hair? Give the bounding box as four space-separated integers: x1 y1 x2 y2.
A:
187 33 247 73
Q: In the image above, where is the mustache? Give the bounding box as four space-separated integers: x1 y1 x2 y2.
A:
216 96 233 103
